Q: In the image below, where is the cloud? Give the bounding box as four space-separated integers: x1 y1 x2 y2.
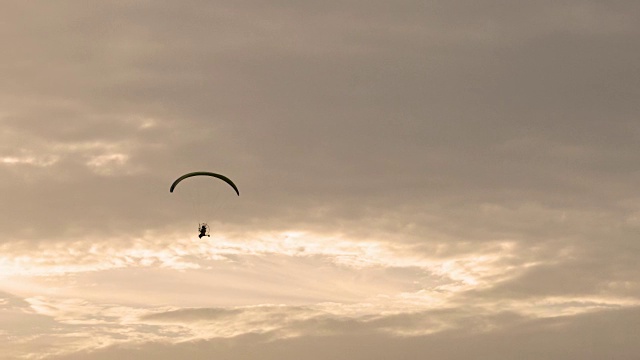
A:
8 284 635 360
2 1 640 359
2 223 636 359
43 307 640 360
2 0 639 242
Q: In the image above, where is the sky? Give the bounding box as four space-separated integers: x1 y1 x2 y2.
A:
1 1 640 359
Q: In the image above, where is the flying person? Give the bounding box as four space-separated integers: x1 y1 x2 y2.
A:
199 224 210 239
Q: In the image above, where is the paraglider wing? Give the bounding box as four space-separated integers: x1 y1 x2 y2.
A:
169 172 240 196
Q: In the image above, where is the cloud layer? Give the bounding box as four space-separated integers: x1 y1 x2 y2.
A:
2 0 640 359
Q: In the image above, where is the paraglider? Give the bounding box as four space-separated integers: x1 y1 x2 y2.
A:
170 172 239 195
170 171 239 238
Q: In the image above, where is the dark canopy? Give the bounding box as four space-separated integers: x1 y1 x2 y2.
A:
169 172 240 196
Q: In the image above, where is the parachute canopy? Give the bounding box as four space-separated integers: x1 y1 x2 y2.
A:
169 172 240 196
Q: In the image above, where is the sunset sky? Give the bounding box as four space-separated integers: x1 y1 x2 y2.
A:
1 1 640 359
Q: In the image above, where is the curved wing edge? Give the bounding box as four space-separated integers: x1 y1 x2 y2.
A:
169 171 240 196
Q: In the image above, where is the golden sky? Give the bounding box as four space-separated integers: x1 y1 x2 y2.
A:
1 1 640 359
